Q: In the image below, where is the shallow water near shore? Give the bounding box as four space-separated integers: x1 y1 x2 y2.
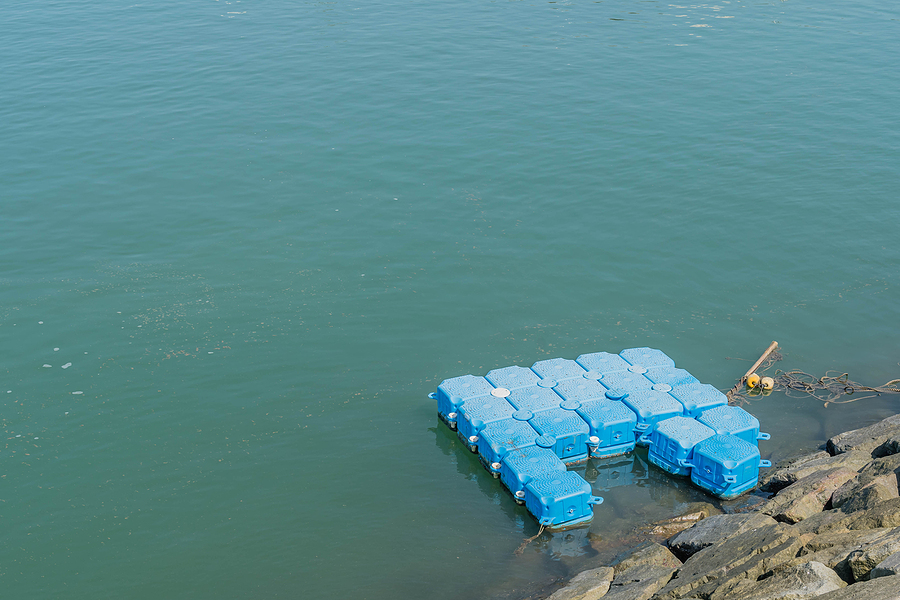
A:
2 0 899 598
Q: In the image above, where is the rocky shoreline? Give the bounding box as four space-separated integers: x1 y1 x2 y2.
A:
540 414 900 600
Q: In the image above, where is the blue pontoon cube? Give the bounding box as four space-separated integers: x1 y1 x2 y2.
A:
646 416 716 476
500 445 567 498
697 405 770 445
506 386 564 414
524 471 603 528
456 397 515 451
643 367 700 388
528 407 591 464
620 347 676 368
620 389 684 441
576 399 638 458
435 374 496 428
690 434 771 499
553 378 610 404
576 352 631 375
531 358 587 382
486 365 541 391
476 417 539 475
668 383 728 418
600 370 654 394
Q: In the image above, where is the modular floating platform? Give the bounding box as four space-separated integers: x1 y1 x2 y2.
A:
430 348 771 530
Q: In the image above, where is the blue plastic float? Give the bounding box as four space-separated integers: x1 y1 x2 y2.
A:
430 347 771 529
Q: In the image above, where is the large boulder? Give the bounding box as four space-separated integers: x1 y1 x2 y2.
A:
761 468 860 523
612 542 681 575
814 573 900 599
654 523 802 599
710 560 845 600
547 566 615 600
871 551 900 578
844 498 900 530
827 415 900 457
760 452 870 493
846 527 900 581
835 474 899 514
601 564 675 600
794 509 851 535
667 513 778 560
793 528 893 581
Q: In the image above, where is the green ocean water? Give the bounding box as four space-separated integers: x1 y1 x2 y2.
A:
2 0 898 598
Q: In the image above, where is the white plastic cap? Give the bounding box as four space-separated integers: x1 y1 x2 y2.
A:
589 436 600 445
469 435 479 443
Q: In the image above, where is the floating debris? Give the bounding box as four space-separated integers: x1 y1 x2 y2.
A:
62 363 72 369
43 364 52 368
72 391 83 395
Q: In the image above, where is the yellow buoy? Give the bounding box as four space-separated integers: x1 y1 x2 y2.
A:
746 373 760 388
761 376 775 390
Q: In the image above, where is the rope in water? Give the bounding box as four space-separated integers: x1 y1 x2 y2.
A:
514 524 545 555
726 342 900 407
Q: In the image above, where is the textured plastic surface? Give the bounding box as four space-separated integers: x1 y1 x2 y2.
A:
506 386 564 414
697 405 766 445
531 358 587 382
553 378 610 403
486 365 541 391
500 446 567 495
456 398 516 444
620 389 684 436
436 374 495 421
524 471 600 527
577 399 638 458
576 352 631 375
644 367 700 388
668 383 729 418
477 418 539 467
690 434 762 499
620 347 676 368
647 416 716 476
600 370 655 393
529 408 591 464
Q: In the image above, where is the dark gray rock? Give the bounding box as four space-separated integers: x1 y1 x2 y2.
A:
827 415 900 457
871 551 900 579
655 524 802 599
710 560 845 600
613 542 681 575
793 528 894 581
760 452 869 493
844 498 900 530
813 573 900 599
547 566 615 600
794 509 851 535
667 513 778 560
761 467 860 523
602 564 675 600
837 475 899 514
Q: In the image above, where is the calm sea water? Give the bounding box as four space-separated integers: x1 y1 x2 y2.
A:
2 0 898 598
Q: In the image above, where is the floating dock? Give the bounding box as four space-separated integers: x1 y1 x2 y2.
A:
430 348 770 529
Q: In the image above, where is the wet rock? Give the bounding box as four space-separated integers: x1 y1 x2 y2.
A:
846 527 900 581
814 573 900 599
612 542 681 575
710 560 845 600
761 468 860 523
547 566 614 600
760 452 870 493
602 564 675 600
844 498 900 530
655 523 802 599
667 513 778 561
827 415 900 457
870 551 900 578
642 503 719 539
